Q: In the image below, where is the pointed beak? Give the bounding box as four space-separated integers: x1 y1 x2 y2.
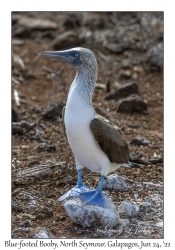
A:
39 51 70 61
39 49 82 67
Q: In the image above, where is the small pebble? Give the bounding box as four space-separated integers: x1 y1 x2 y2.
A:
33 228 55 238
155 221 163 228
139 202 151 208
118 218 130 229
119 200 139 216
103 174 128 190
20 219 32 227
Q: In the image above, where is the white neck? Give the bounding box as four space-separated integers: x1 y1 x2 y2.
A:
68 59 98 102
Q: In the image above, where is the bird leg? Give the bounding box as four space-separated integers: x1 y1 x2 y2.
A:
80 175 105 207
77 168 83 187
58 169 89 201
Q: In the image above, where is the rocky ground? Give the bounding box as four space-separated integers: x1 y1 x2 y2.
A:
12 12 163 239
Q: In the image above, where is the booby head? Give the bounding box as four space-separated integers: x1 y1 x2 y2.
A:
40 47 97 68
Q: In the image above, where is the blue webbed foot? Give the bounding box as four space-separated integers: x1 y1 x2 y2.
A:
80 189 105 207
80 175 106 207
58 184 89 201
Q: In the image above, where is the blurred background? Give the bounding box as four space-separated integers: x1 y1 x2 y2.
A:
12 12 163 239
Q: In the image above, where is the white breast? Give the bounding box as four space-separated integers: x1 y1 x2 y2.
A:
64 84 111 175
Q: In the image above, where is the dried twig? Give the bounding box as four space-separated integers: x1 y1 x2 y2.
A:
12 120 46 142
105 100 115 118
12 120 36 134
97 50 111 62
115 98 123 113
12 53 25 68
12 77 20 85
31 122 45 142
14 89 20 106
32 54 40 64
123 177 141 185
143 182 162 188
12 162 66 178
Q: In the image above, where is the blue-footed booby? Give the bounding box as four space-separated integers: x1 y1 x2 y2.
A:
40 47 131 207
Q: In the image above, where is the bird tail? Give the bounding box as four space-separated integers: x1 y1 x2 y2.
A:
109 158 151 173
128 158 152 168
109 158 152 173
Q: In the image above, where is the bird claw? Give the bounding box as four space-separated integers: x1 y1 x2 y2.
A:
80 189 105 207
58 184 89 201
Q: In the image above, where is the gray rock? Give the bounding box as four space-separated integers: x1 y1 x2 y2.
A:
145 194 162 204
147 43 163 71
117 94 148 113
18 17 57 30
14 165 53 184
139 202 152 213
130 136 150 146
128 123 140 128
63 13 80 29
122 59 132 69
12 14 21 24
149 53 163 71
84 13 105 30
105 82 139 101
104 40 130 53
12 201 24 212
139 202 152 208
32 207 53 220
33 228 55 238
119 70 132 80
12 38 25 46
42 101 65 120
155 221 163 228
103 174 128 190
64 196 120 228
29 199 38 206
20 219 32 227
13 26 31 38
55 214 66 221
117 218 130 230
149 157 163 165
12 108 19 122
13 227 31 233
119 200 139 216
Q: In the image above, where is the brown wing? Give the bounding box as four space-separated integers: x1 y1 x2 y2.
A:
90 114 130 163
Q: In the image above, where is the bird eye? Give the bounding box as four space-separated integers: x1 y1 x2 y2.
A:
75 53 79 58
